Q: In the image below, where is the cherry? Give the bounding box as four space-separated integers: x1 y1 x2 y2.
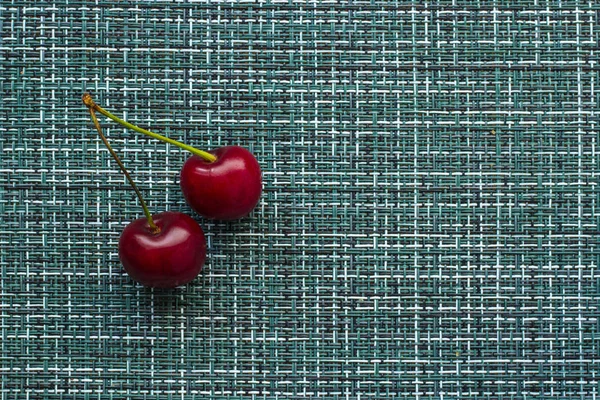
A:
119 212 206 288
82 94 262 220
180 146 262 220
83 93 206 288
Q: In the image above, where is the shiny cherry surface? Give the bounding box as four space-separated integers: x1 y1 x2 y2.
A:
118 211 206 288
180 146 262 220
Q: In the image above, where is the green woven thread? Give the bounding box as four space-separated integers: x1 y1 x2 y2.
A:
1 2 599 399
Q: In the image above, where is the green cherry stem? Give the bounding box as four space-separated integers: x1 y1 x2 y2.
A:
86 106 161 234
82 93 217 163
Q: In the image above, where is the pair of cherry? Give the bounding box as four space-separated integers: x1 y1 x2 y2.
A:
83 93 262 288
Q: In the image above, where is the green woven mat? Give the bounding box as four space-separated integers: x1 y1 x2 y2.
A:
2 2 600 399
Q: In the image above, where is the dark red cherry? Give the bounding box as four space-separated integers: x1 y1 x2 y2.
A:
180 146 262 220
118 211 206 288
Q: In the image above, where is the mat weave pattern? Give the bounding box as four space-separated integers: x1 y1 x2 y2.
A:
2 2 600 399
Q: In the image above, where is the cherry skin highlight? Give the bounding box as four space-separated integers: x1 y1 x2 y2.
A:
118 211 206 288
180 146 262 220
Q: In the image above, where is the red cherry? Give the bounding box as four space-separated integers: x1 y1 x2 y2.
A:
180 146 262 220
118 211 206 288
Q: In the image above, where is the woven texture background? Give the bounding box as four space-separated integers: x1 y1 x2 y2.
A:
2 1 600 399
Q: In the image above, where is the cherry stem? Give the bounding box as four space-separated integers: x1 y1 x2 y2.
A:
82 93 217 163
86 107 161 235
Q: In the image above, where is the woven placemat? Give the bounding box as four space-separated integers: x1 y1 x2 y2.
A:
2 2 599 398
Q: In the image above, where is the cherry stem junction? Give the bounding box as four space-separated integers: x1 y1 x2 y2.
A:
82 93 217 163
86 106 161 234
